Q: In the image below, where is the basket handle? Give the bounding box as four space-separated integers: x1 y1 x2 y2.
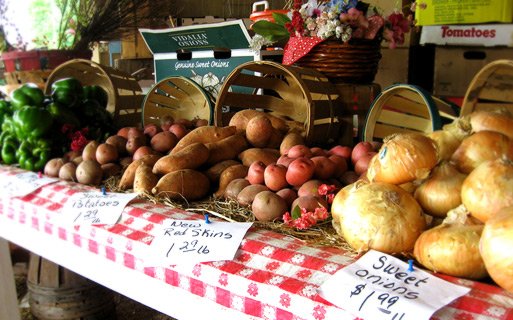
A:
252 1 269 13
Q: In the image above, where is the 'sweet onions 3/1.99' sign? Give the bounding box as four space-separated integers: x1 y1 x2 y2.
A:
319 250 471 320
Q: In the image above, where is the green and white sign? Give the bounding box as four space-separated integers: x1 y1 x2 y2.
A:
140 20 256 98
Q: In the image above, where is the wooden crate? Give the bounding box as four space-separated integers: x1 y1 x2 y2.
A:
363 84 459 142
44 59 144 128
214 60 344 147
461 59 513 115
142 76 215 126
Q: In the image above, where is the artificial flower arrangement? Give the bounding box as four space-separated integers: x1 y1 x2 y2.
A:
250 0 414 66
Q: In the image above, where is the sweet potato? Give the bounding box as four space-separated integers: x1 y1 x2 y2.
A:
238 148 280 166
133 163 158 195
170 125 237 154
214 164 249 198
152 169 210 201
118 154 161 190
205 133 248 165
153 142 210 175
204 160 241 183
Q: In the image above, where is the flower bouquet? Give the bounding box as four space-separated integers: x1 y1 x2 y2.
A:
250 0 413 83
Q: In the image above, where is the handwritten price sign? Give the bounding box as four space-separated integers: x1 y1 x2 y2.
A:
319 250 471 320
150 219 252 265
0 172 58 198
61 191 137 225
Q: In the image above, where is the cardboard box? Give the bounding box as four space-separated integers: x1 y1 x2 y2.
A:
374 48 410 89
415 0 513 25
420 24 513 47
433 46 513 97
140 20 278 98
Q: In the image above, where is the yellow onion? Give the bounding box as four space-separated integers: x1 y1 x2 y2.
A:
331 180 426 254
428 130 461 161
414 207 487 280
461 157 513 223
451 130 513 174
414 161 467 218
480 206 513 292
470 109 513 139
367 133 438 185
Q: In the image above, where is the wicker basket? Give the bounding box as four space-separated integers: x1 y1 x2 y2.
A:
214 60 344 146
142 76 215 126
295 38 382 84
44 59 144 128
363 84 459 142
461 59 513 115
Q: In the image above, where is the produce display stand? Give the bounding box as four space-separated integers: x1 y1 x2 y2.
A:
1 165 512 320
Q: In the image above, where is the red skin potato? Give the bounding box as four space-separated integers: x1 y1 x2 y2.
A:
354 152 377 176
150 131 178 153
143 123 161 138
310 147 328 157
329 145 352 160
351 141 374 165
311 156 337 180
328 154 348 178
247 161 267 185
276 188 298 207
169 123 189 140
286 157 315 187
264 164 289 191
291 195 328 213
287 144 313 159
277 155 294 168
297 179 323 198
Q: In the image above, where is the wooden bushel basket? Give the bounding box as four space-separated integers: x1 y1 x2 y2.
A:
362 84 459 142
27 254 117 320
461 59 513 115
142 76 215 127
214 61 343 146
44 59 144 128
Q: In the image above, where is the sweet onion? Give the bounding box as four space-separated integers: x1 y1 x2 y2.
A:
480 206 513 292
367 133 438 185
470 109 513 140
451 130 513 174
427 130 461 161
331 181 426 254
461 157 513 223
414 161 466 218
414 206 487 280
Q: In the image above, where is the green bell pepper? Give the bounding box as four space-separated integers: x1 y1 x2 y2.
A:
51 77 83 108
12 105 53 141
46 102 81 129
0 99 12 125
9 83 45 109
16 139 51 172
83 85 108 108
1 133 18 165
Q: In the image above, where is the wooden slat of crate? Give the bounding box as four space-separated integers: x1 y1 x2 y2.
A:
4 70 51 85
373 122 423 140
223 92 296 116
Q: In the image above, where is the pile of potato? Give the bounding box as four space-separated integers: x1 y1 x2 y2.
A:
43 109 380 222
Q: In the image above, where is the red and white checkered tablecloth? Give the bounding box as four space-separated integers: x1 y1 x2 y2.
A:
1 165 512 320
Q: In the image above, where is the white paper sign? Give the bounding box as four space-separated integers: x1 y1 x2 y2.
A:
60 191 137 225
319 250 471 320
150 219 253 264
0 172 58 198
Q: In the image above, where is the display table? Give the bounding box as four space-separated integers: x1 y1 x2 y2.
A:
1 165 512 320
